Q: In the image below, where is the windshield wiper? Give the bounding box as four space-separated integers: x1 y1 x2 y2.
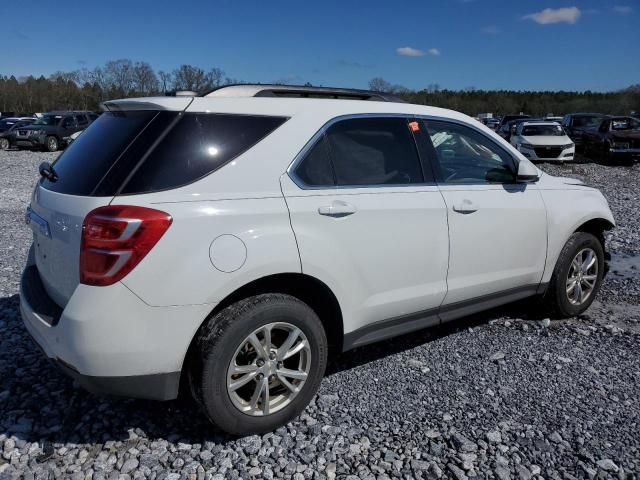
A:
39 162 58 182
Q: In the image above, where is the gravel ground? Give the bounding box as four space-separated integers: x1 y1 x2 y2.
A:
0 150 639 480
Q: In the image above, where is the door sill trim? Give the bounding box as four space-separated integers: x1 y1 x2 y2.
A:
342 284 544 351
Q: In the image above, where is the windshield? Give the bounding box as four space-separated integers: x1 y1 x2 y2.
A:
34 115 61 126
522 125 565 136
573 116 602 128
611 118 640 130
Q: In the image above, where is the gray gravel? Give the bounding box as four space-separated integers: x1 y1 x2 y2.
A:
1 150 639 479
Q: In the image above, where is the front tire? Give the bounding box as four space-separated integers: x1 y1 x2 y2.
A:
543 232 604 318
190 294 328 435
0 138 9 150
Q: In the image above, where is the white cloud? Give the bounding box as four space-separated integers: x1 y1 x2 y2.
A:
613 5 633 14
396 47 426 57
427 48 441 56
482 25 500 34
523 7 581 25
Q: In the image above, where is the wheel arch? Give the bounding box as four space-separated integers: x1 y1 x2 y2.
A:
180 273 344 393
574 217 615 251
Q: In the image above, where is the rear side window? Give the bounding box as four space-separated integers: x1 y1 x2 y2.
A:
294 135 334 187
42 111 158 196
294 117 425 187
121 113 287 194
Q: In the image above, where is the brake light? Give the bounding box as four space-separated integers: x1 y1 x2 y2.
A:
80 205 172 286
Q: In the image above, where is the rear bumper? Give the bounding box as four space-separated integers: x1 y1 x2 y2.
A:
20 255 214 400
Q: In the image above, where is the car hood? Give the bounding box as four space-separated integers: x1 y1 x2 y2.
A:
521 135 572 146
611 130 640 140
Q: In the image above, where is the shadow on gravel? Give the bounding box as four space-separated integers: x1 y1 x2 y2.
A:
326 298 549 376
0 293 548 447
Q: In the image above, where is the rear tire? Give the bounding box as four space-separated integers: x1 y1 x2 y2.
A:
0 138 9 150
542 232 604 318
45 136 59 152
189 294 328 435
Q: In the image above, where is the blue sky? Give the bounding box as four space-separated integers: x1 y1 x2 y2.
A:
3 0 638 91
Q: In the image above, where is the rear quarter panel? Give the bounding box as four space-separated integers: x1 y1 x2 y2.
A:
118 196 301 307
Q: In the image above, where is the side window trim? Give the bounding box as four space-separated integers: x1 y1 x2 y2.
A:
288 113 435 190
419 116 519 185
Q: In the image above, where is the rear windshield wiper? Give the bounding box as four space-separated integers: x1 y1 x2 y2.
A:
39 162 58 182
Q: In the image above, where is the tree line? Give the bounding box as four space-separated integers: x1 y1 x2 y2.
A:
0 60 638 116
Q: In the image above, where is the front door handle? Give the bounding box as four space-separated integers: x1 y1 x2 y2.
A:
452 199 478 214
318 201 357 217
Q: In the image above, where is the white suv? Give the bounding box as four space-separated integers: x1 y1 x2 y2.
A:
21 85 614 435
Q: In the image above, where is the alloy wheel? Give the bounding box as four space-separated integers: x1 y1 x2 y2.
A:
566 248 598 305
226 322 311 416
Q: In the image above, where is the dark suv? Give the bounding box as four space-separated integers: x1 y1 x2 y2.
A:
561 113 604 151
0 117 36 150
10 112 98 152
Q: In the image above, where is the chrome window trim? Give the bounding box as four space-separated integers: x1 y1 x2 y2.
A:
286 113 521 190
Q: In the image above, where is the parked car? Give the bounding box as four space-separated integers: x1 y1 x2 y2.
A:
9 111 98 152
504 117 541 143
0 117 36 150
485 118 500 130
0 116 34 133
21 85 614 435
583 116 640 163
510 121 575 162
561 113 605 152
497 114 530 139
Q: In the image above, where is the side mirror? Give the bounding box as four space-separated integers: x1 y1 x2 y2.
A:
516 160 539 183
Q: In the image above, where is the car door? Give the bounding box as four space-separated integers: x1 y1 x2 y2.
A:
281 116 450 339
420 118 547 308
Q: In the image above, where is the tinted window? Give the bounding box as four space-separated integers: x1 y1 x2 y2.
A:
34 115 61 126
75 115 88 127
324 117 423 186
424 120 515 184
121 113 287 194
295 135 334 187
62 116 75 128
42 111 158 195
573 115 602 128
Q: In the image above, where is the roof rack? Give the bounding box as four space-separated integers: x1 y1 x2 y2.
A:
200 84 406 103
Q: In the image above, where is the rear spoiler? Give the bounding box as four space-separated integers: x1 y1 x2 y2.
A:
101 97 193 112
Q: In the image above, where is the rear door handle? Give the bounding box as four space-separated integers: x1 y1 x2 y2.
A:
452 199 478 214
318 201 357 217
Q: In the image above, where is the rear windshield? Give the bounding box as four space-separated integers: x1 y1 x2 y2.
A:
41 111 287 196
41 111 159 196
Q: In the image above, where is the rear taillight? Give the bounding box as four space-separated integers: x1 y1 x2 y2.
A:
80 205 172 286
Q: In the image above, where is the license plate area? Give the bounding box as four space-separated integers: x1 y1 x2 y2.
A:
25 207 51 238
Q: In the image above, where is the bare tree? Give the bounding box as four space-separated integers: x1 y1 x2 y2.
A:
173 65 208 92
157 70 174 93
206 67 226 89
104 59 135 95
368 77 393 92
132 62 159 95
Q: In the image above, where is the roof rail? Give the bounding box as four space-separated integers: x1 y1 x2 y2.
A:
201 84 406 103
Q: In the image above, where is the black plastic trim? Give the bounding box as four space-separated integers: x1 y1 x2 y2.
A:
342 284 544 351
56 360 180 401
20 264 62 326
